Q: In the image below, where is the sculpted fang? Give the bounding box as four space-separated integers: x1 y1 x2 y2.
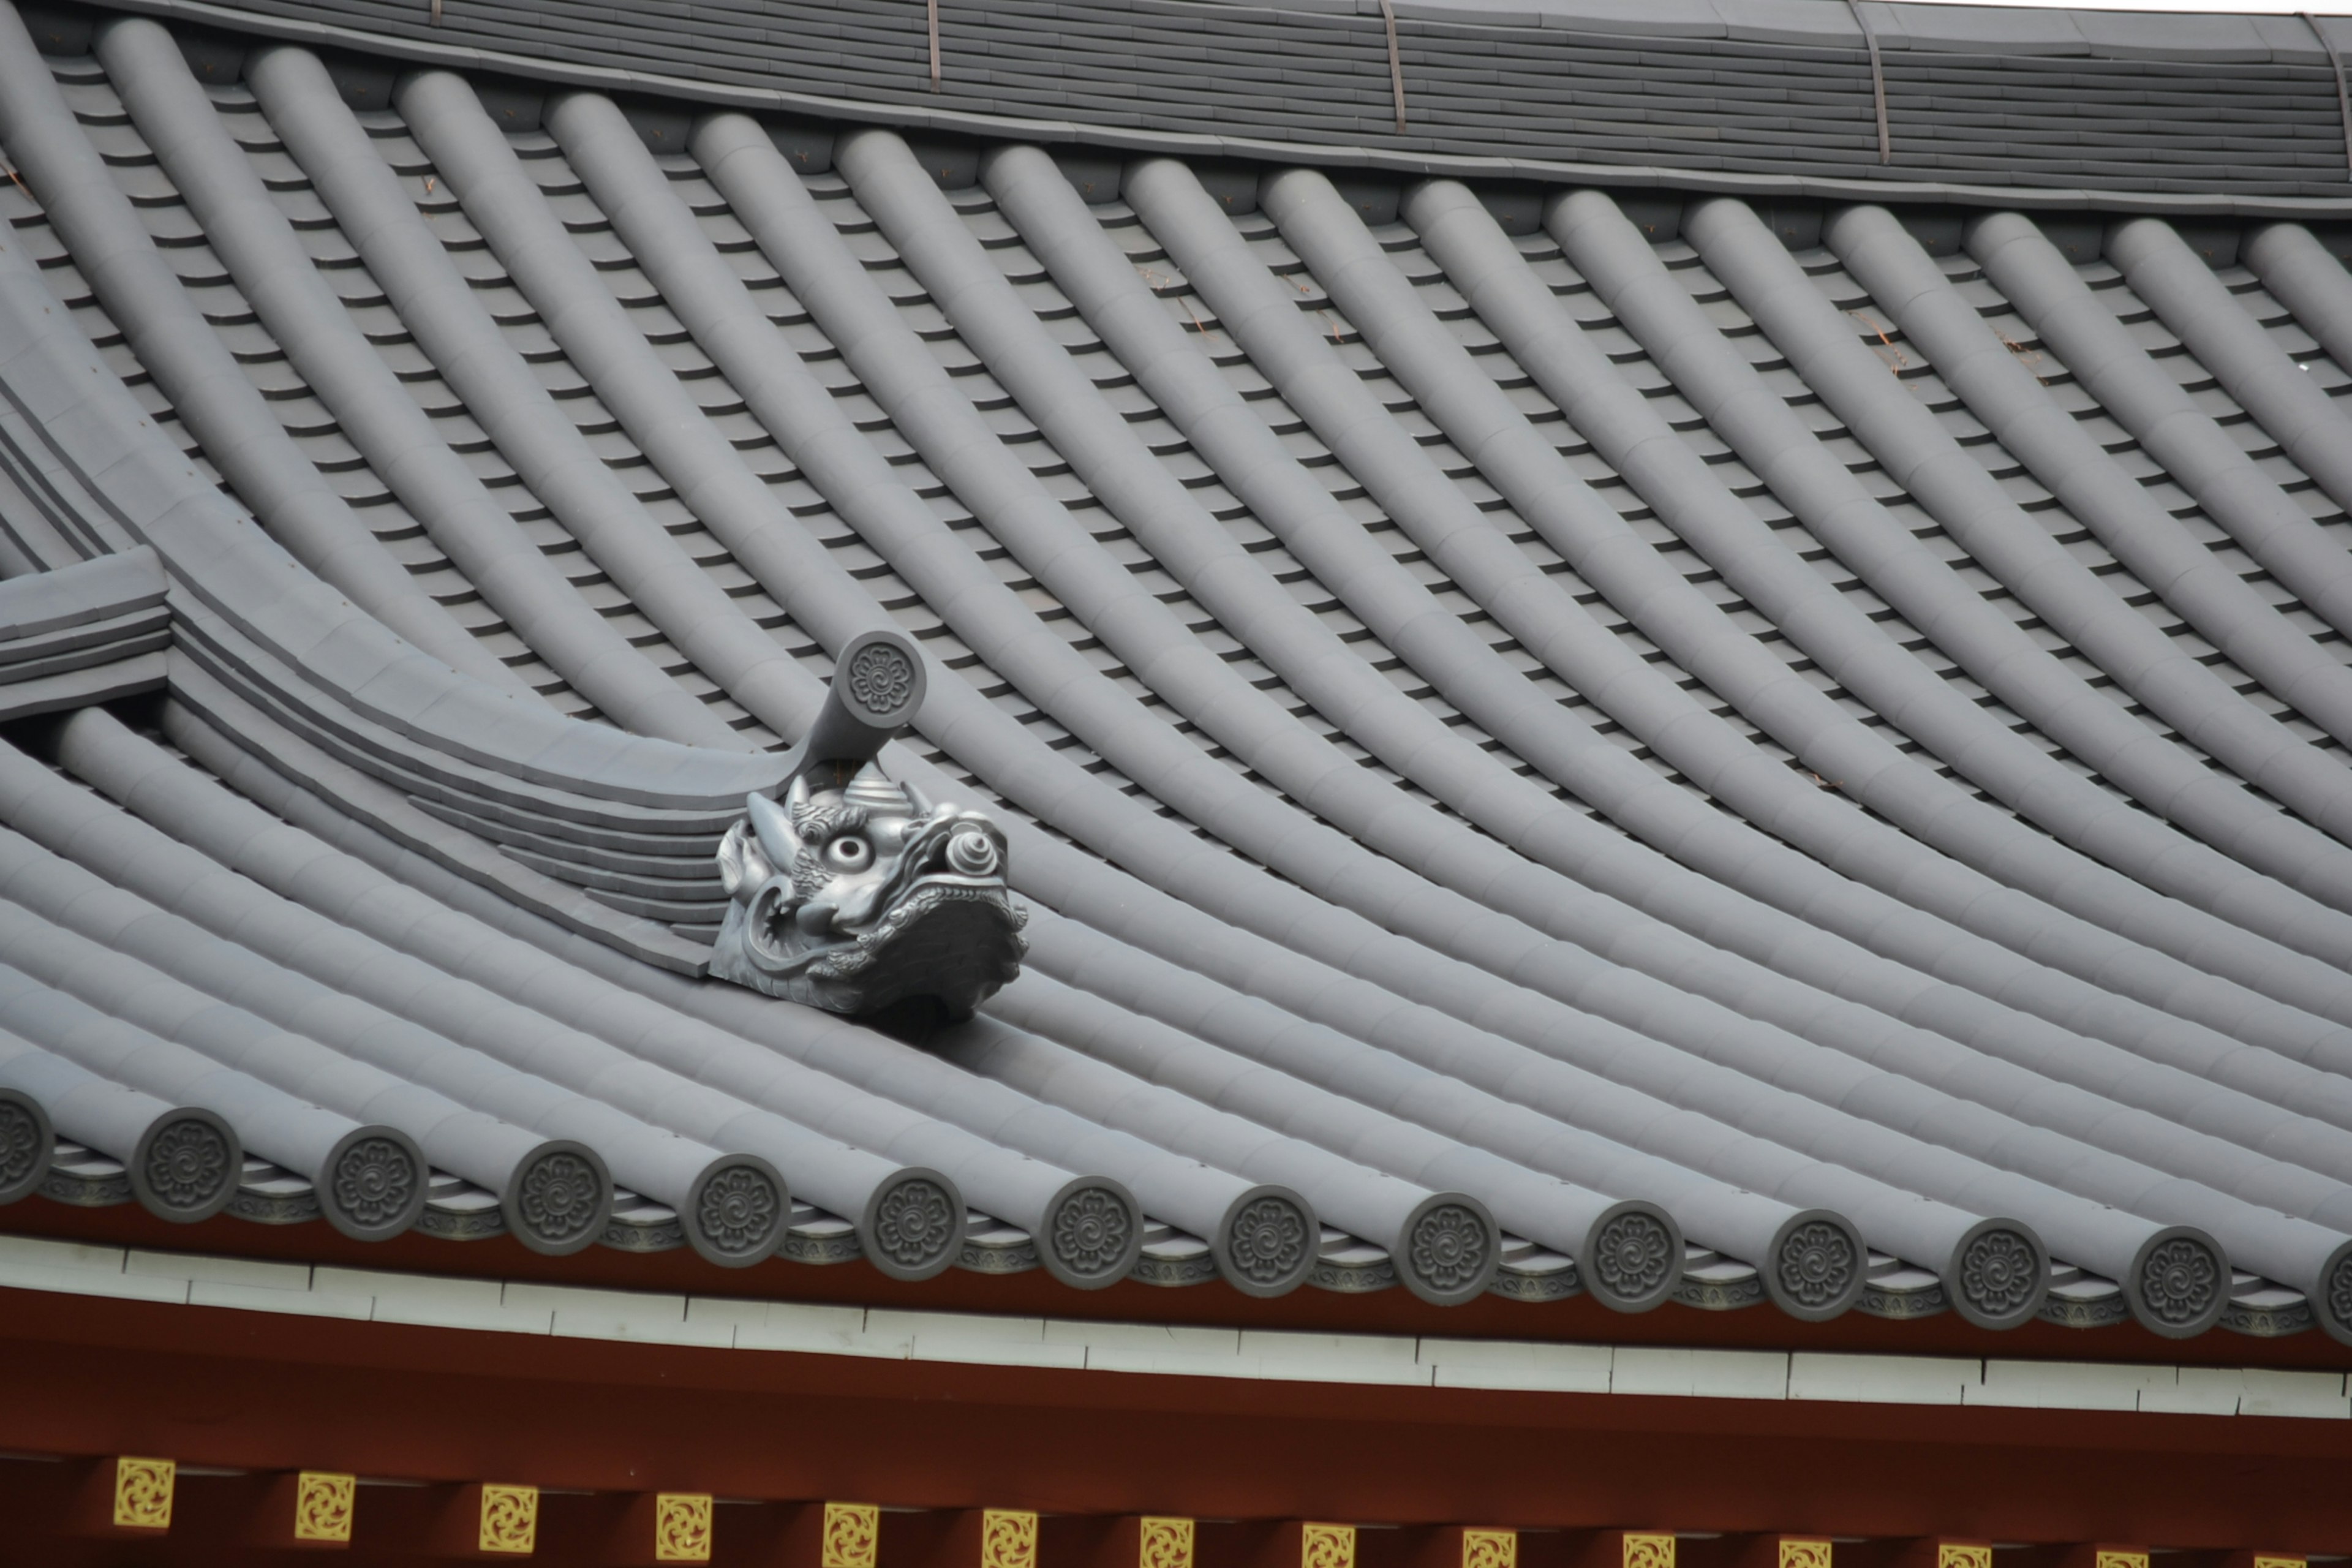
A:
709 631 1026 1018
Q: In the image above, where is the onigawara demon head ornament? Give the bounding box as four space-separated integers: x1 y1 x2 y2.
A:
711 766 1026 1017
707 630 1025 1019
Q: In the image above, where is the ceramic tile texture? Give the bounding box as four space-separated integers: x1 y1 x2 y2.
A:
3 0 2352 1348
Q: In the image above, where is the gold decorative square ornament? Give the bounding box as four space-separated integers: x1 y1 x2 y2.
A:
293 1471 356 1544
1463 1529 1517 1568
1140 1516 1196 1568
2095 1552 2149 1568
655 1493 714 1562
111 1457 175 1530
1302 1523 1357 1568
1937 1547 1991 1568
982 1509 1039 1568
824 1502 881 1568
478 1483 539 1555
1623 1534 1675 1568
1779 1540 1833 1568
2252 1557 2307 1568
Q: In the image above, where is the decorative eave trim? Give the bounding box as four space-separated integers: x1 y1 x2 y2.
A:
69 0 2352 221
4 1234 2346 1420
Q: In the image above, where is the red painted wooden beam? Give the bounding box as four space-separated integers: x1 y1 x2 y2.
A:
0 1284 2348 1554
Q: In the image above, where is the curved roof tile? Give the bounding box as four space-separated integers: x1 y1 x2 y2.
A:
1 0 2351 1343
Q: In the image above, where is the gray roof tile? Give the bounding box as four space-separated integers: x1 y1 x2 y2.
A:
6 1 2352 1340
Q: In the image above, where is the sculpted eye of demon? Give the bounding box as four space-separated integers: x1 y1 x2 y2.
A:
709 763 1027 1019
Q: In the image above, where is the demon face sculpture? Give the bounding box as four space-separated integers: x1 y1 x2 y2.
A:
710 763 1027 1019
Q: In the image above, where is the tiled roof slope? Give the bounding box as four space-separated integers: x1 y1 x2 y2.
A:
44 0 2352 208
6 0 2352 1344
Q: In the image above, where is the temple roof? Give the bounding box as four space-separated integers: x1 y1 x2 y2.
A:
4 0 2352 1349
45 0 2352 211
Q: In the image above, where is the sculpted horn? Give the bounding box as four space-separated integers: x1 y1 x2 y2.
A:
746 790 800 869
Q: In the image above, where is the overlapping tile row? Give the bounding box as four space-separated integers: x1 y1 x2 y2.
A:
42 0 2352 202
4 1 2352 1340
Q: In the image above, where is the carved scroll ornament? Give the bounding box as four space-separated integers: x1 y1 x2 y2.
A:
111 1458 174 1531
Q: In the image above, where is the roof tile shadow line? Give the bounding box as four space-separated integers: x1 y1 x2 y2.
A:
981 930 1703 1316
1084 158 2346 1329
1715 203 2352 848
971 944 1656 1310
527 88 1698 1308
1545 191 2352 924
781 130 1890 1312
1687 199 2352 892
0 172 782 824
1378 184 2352 1048
1006 893 2314 1335
0 878 617 1253
361 70 1425 1295
0 1018 410 1235
152 643 1836 1317
144 688 1308 1297
1830 207 2352 783
241 42 810 758
0 1039 152 1199
0 726 942 1272
2115 217 2352 530
1054 175 2352 1213
66 701 1204 1292
78 181 1308 1288
997 162 2333 1325
1238 170 2352 1133
0 184 1392 1297
950 147 2352 1302
89 17 742 754
152 600 729 977
40 0 2352 218
951 995 1506 1306
2251 221 2352 400
931 129 2135 1100
135 693 971 1286
2298 9 2352 174
13 0 2333 1175
23 6 2352 1344
372 69 1112 785
1030 144 2154 1067
658 112 2120 1321
153 648 1363 1306
519 73 1815 1147
0 408 124 575
0 544 165 638
1404 190 2352 1003
0 809 704 1216
1844 0 1892 167
954 856 1852 1314
667 113 1874 1296
0 2 530 695
2027 214 2352 640
141 678 1308 1301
